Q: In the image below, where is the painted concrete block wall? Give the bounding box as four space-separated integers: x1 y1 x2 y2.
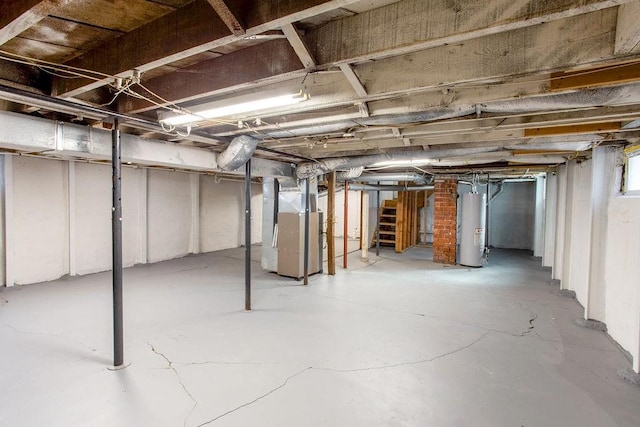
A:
12 156 69 285
200 178 262 253
74 162 111 275
3 156 264 286
488 182 535 250
74 164 145 274
147 170 192 263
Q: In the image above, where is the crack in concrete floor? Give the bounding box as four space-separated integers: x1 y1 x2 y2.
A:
160 331 489 426
148 343 198 427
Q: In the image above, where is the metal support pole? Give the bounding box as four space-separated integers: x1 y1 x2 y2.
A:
343 181 349 269
111 119 124 367
303 178 310 285
486 173 490 257
327 172 336 275
376 186 381 256
245 159 251 311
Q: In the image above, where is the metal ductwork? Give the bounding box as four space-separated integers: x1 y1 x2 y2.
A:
348 184 434 191
253 83 640 141
217 135 259 171
338 167 364 179
347 173 432 185
296 147 500 178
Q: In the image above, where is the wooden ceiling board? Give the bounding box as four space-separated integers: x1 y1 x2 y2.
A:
1 37 82 63
17 16 122 51
147 0 195 7
52 0 175 32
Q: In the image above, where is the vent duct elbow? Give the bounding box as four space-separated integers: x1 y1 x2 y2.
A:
217 135 259 171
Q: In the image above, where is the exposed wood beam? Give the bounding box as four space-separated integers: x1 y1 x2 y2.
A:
0 0 73 45
550 62 640 91
119 39 303 113
205 0 245 36
54 0 363 97
281 23 315 68
357 102 370 118
123 9 636 114
524 122 622 137
615 1 640 54
403 138 411 147
338 63 367 97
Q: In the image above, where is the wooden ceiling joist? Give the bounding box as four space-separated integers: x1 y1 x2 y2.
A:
524 122 622 137
550 62 640 91
205 0 246 36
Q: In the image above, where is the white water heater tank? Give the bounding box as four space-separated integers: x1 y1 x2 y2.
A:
459 193 486 267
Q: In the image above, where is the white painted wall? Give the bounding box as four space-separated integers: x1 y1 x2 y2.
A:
550 151 640 372
147 170 193 263
200 178 262 252
488 182 535 250
318 189 361 238
11 156 69 285
601 154 640 372
1 156 263 286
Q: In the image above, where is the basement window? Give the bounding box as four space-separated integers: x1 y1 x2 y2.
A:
626 146 640 195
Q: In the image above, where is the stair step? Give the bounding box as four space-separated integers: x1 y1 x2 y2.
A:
376 239 396 243
380 222 395 226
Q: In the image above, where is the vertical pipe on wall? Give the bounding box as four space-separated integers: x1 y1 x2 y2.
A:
376 186 380 256
68 161 76 276
4 155 14 287
327 172 336 275
343 181 349 269
486 174 490 257
303 178 310 285
245 159 251 311
111 119 124 368
361 191 369 260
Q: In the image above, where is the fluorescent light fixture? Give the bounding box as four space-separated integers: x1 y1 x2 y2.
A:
371 159 434 167
160 91 309 126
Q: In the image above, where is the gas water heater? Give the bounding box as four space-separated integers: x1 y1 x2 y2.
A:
459 192 486 267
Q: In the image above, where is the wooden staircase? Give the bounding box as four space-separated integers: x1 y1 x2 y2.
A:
373 200 398 246
371 190 433 253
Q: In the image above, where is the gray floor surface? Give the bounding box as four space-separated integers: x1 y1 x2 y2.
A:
1 246 639 427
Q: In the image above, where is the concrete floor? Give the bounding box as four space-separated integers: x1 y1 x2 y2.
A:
1 246 639 427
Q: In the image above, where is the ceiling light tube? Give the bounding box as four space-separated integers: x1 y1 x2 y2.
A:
160 92 309 126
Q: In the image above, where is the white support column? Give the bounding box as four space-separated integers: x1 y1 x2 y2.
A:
553 164 568 283
360 191 369 260
189 173 200 254
3 155 13 287
635 232 640 374
138 168 148 264
68 160 76 276
533 175 545 257
586 147 616 321
542 172 557 268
